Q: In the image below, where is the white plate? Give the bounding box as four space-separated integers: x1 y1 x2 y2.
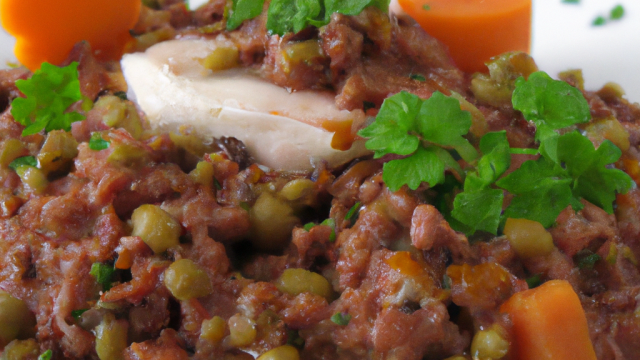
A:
0 1 639 102
532 0 640 103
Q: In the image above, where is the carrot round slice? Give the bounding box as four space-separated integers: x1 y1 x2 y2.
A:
0 0 141 71
500 280 597 360
397 0 531 73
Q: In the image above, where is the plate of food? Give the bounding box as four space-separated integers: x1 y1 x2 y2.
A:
0 0 638 359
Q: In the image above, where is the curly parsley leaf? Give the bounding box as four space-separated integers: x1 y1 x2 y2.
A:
358 91 474 192
11 62 85 136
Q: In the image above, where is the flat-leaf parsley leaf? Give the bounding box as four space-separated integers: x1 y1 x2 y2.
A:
11 62 85 136
358 91 476 192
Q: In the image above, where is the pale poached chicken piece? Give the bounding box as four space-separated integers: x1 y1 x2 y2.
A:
121 38 370 171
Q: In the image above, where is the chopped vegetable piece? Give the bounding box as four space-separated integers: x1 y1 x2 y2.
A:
275 268 333 300
0 291 37 348
89 132 110 151
0 0 141 70
131 204 181 254
164 259 213 301
90 263 115 291
410 74 426 82
345 202 361 224
10 62 85 136
397 0 531 73
257 345 301 360
330 312 351 326
15 166 49 194
321 218 336 242
303 222 315 232
95 313 128 360
503 218 555 259
113 91 128 100
577 252 602 270
71 309 88 320
500 280 597 360
37 350 52 360
9 156 37 171
470 324 509 360
201 316 226 343
525 274 541 289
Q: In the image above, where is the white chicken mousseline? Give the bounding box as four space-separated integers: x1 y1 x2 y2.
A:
121 38 370 171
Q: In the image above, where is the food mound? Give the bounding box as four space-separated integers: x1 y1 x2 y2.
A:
1 1 640 360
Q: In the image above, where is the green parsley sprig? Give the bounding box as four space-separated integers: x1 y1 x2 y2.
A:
357 91 477 192
11 62 85 136
227 0 389 35
359 71 633 236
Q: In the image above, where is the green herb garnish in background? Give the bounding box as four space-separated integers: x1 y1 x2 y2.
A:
90 262 115 291
227 0 390 35
89 132 110 151
11 62 85 136
610 4 625 20
592 16 606 26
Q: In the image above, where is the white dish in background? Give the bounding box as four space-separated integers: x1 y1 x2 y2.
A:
0 1 639 102
531 0 640 103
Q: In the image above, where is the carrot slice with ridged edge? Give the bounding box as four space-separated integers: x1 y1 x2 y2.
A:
397 0 531 73
500 280 597 360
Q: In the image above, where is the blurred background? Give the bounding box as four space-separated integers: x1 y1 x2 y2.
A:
0 0 639 101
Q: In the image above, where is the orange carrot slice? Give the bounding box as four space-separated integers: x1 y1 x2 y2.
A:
500 280 597 360
397 0 531 73
0 0 141 71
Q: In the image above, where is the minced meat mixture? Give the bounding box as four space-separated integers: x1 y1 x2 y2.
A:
1 1 640 359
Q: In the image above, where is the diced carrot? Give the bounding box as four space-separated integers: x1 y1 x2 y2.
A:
397 0 531 73
500 280 597 360
0 0 141 71
386 251 423 277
